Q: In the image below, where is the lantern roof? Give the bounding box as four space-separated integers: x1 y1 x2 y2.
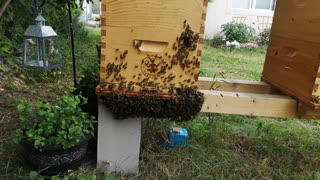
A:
24 14 57 38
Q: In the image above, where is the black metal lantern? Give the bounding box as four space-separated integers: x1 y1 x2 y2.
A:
23 14 61 70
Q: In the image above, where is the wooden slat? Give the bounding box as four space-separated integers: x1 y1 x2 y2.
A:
200 90 298 118
197 77 282 95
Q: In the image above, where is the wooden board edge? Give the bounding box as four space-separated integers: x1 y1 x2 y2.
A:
198 77 284 95
199 89 298 119
262 77 320 110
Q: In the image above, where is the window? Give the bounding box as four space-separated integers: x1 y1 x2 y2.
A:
92 0 100 15
232 0 251 9
255 0 276 10
232 0 277 11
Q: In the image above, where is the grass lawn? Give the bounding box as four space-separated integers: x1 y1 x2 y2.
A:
1 29 320 179
200 45 267 81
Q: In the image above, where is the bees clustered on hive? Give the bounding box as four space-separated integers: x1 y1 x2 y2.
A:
99 20 204 121
101 87 204 121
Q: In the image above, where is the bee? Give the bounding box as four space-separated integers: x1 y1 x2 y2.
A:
122 62 128 69
132 75 136 78
108 84 114 90
134 65 139 68
124 50 128 55
173 42 176 49
165 52 168 56
115 48 119 51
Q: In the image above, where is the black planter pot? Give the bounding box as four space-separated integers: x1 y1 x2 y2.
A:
21 136 91 176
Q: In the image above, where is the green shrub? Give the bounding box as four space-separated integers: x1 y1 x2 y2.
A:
211 34 225 48
221 23 256 43
15 95 95 150
258 27 271 46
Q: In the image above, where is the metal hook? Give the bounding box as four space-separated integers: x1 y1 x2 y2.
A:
34 0 46 13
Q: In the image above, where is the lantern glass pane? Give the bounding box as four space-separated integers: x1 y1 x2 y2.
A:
24 37 61 70
25 38 41 67
44 38 61 67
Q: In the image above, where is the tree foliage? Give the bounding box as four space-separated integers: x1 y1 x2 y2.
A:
0 0 91 72
0 0 91 54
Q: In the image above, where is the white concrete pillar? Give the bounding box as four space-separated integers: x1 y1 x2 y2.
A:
97 99 142 174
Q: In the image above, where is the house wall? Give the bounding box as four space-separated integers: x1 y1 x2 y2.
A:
79 2 92 22
79 0 101 22
205 0 275 39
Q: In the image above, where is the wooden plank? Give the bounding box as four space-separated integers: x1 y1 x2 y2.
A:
200 90 298 118
197 77 280 94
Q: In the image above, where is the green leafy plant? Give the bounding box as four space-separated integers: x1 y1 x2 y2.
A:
15 95 95 150
77 61 99 100
258 27 271 46
221 22 256 43
211 34 225 48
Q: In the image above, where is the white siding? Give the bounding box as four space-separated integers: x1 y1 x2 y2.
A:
205 0 274 39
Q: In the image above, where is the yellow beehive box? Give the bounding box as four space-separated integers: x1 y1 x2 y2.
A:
96 0 208 97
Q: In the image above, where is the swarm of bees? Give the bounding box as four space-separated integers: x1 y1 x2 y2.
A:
101 87 204 121
99 20 205 121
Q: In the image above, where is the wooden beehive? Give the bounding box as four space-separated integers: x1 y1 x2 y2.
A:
262 0 320 110
96 0 208 97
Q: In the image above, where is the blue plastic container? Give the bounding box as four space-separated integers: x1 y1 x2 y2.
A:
166 127 189 147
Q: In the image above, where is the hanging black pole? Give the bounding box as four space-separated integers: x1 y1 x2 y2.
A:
67 0 77 89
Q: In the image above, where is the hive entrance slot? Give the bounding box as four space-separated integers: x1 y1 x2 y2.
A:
134 40 168 53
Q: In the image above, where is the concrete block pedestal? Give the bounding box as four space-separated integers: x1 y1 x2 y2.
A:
97 99 142 173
